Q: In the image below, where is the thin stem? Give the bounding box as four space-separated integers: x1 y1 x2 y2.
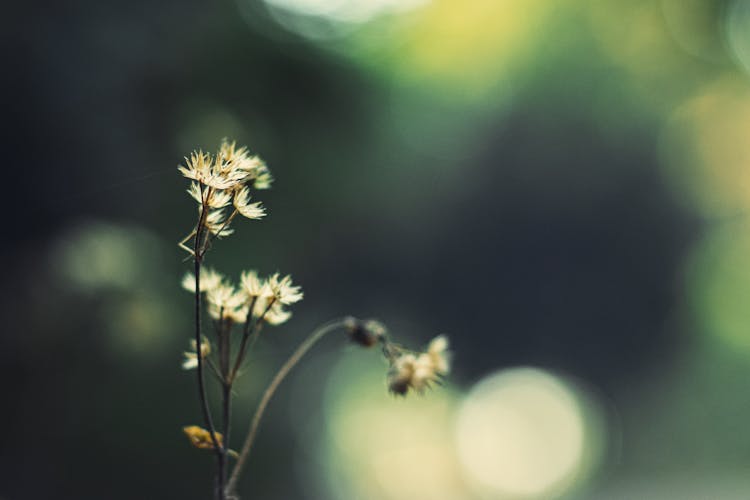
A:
221 382 232 490
207 208 239 246
225 318 349 496
193 197 225 500
229 297 271 383
229 319 255 383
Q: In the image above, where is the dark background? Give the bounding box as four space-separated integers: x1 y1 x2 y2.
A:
3 0 750 498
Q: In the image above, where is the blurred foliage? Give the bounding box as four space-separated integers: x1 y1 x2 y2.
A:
4 0 750 498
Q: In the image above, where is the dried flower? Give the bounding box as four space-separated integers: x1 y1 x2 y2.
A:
252 162 273 190
425 335 451 375
239 270 269 299
267 273 303 305
386 336 451 395
182 337 211 370
184 425 224 450
344 317 386 347
233 186 266 220
187 182 232 208
263 303 292 325
206 283 246 322
182 268 224 293
204 208 234 237
252 296 292 325
387 353 418 395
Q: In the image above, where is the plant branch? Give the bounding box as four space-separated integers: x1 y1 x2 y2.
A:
225 318 349 496
193 201 225 500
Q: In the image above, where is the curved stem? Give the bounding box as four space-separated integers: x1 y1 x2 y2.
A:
225 318 349 496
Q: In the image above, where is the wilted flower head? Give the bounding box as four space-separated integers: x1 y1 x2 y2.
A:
204 208 234 237
344 317 387 347
187 182 232 209
425 335 451 375
239 270 269 299
267 273 303 305
183 425 225 450
252 295 292 325
206 283 246 322
182 268 224 293
386 336 451 396
182 337 211 370
233 187 266 220
178 139 272 254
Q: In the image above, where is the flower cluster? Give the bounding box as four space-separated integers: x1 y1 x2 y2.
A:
182 336 211 370
386 336 451 395
182 268 303 331
178 140 453 500
179 139 272 244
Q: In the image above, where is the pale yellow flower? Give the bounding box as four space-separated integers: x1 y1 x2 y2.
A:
225 305 250 324
181 268 224 293
239 270 269 298
267 273 303 305
204 208 234 237
387 353 418 395
179 141 263 192
233 186 266 220
264 303 292 325
250 295 293 325
206 283 245 321
250 161 273 190
386 336 450 395
178 150 213 184
186 182 232 209
426 335 451 375
182 337 211 370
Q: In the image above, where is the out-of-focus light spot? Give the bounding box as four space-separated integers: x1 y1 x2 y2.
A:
54 221 177 357
315 352 467 500
659 78 750 216
386 0 548 97
725 0 750 75
57 222 159 291
265 0 427 24
587 0 691 113
260 0 428 40
386 82 510 163
175 102 248 154
589 0 678 72
102 293 174 355
660 0 728 63
686 221 750 352
456 368 603 499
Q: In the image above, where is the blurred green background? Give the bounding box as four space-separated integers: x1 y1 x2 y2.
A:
4 0 750 498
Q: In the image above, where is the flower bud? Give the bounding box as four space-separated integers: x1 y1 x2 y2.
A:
344 317 386 347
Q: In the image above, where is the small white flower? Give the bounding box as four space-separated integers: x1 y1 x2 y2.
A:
204 208 234 237
426 335 451 375
181 268 224 293
239 270 269 298
264 304 292 325
251 161 273 190
386 336 450 395
267 273 303 305
206 283 245 320
182 337 211 370
387 354 417 395
233 187 266 220
178 150 213 184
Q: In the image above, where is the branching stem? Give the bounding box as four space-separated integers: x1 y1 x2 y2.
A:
225 318 349 496
193 200 225 500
